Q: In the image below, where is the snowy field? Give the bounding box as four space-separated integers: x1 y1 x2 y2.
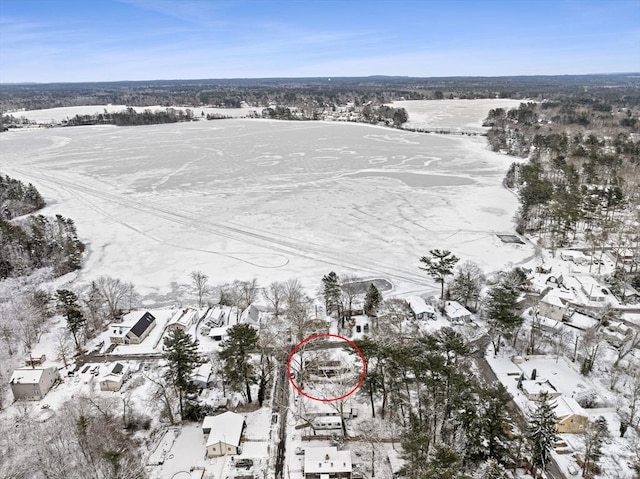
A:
392 98 523 132
1 100 534 300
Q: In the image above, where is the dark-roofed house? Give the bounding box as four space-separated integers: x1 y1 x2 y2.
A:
99 362 130 392
126 312 156 344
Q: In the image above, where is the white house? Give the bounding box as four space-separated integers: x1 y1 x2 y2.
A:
304 446 352 479
167 308 198 332
560 250 589 265
205 306 228 327
99 363 130 392
444 301 472 322
407 296 436 320
538 290 567 321
109 311 156 345
10 367 59 400
203 412 245 457
241 304 261 328
313 415 343 431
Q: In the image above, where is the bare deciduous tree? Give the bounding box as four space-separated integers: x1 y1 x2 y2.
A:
54 329 73 369
189 270 209 308
95 276 131 321
263 281 285 318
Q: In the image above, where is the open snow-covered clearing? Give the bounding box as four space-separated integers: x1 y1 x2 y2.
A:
1 101 533 299
392 98 523 132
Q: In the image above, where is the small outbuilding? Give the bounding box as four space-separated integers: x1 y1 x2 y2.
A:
10 367 59 401
521 379 562 401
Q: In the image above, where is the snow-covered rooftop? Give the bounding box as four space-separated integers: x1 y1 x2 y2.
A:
10 367 47 384
203 412 245 447
168 308 198 327
554 395 587 419
407 296 434 314
541 290 566 308
304 446 352 474
444 300 471 318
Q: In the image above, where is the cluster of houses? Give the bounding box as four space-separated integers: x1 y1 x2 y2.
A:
406 295 473 323
200 411 353 478
516 373 588 434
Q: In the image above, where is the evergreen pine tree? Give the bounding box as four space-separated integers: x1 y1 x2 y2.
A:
485 284 522 352
582 416 609 476
363 283 382 317
163 328 202 420
322 271 341 315
419 249 459 300
219 323 259 403
527 392 559 474
56 289 86 350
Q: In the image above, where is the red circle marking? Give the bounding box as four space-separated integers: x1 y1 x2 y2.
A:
286 333 367 402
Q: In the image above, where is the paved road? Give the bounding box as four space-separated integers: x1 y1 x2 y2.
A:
273 347 292 479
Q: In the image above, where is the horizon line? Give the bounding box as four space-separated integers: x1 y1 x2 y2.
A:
2 72 639 87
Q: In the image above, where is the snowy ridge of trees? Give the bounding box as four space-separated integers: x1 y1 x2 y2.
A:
0 174 46 220
0 174 84 279
0 213 84 279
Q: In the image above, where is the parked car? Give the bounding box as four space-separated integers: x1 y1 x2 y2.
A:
234 459 253 469
294 447 304 455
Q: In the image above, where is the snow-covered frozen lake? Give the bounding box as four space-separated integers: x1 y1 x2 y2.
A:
1 100 533 298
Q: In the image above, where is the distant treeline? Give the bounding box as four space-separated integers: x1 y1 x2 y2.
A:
261 104 409 126
64 107 197 127
2 74 639 112
0 176 83 279
0 174 46 219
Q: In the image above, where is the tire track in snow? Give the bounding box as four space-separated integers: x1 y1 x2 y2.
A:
10 167 432 287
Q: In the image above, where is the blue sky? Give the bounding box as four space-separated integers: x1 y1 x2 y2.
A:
0 0 639 83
